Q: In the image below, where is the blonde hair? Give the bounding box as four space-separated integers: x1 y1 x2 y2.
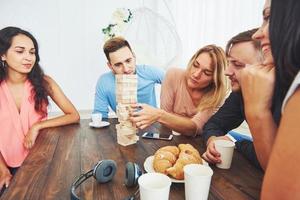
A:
186 44 229 111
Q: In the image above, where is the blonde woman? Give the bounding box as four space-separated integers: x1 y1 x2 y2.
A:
130 45 229 136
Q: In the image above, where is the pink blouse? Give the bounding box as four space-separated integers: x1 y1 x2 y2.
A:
0 80 46 167
160 68 214 135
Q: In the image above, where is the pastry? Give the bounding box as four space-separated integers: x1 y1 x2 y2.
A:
152 144 202 180
153 146 179 174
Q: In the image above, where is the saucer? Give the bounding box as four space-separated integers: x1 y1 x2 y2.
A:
89 121 110 128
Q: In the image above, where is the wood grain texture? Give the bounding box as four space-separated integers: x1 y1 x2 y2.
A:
1 119 263 200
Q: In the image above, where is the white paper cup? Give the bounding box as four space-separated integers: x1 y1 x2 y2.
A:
138 173 171 200
184 164 213 200
214 140 235 169
91 113 102 125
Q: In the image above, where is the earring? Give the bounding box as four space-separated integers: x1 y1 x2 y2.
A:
1 60 6 68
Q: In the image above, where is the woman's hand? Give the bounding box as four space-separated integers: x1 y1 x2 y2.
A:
0 165 12 191
130 104 162 129
24 124 41 149
240 64 275 117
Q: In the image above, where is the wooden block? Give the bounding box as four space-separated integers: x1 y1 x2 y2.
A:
116 98 137 104
117 134 138 146
115 74 137 83
119 121 135 127
117 139 137 146
116 126 137 136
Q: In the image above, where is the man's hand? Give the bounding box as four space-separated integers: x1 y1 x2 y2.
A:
202 136 233 164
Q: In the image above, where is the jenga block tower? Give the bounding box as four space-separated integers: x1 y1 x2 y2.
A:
115 74 139 146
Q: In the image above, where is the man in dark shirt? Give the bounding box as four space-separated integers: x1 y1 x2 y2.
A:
202 29 281 170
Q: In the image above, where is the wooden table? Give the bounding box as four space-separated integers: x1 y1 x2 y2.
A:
1 119 263 200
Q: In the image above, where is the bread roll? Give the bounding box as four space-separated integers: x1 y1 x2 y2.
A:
152 144 202 180
157 146 180 156
153 146 179 174
167 144 202 179
178 144 202 163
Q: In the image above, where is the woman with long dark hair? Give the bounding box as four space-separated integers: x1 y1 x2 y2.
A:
0 27 79 192
241 0 300 198
255 0 300 198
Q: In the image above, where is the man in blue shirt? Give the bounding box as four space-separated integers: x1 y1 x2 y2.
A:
93 37 165 118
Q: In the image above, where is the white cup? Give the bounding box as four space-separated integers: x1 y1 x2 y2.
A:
138 172 171 200
214 140 235 169
91 113 102 125
184 164 213 200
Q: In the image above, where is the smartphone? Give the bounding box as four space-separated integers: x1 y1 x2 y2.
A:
142 132 173 141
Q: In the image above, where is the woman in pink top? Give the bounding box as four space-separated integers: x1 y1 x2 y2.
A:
0 27 80 192
130 45 229 136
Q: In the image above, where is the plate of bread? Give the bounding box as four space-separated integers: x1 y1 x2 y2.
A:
144 144 207 183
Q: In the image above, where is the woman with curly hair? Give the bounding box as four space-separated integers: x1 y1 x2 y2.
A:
0 27 79 192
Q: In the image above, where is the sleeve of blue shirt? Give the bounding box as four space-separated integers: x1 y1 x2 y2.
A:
138 64 165 83
93 75 110 118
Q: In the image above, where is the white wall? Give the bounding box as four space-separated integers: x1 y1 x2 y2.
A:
0 0 264 112
166 0 264 66
0 0 147 112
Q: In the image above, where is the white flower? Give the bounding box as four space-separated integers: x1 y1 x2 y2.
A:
111 25 122 36
102 8 133 42
112 8 127 24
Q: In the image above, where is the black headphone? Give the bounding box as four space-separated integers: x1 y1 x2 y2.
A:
70 160 142 200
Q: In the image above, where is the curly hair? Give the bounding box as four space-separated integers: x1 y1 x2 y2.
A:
0 27 49 115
